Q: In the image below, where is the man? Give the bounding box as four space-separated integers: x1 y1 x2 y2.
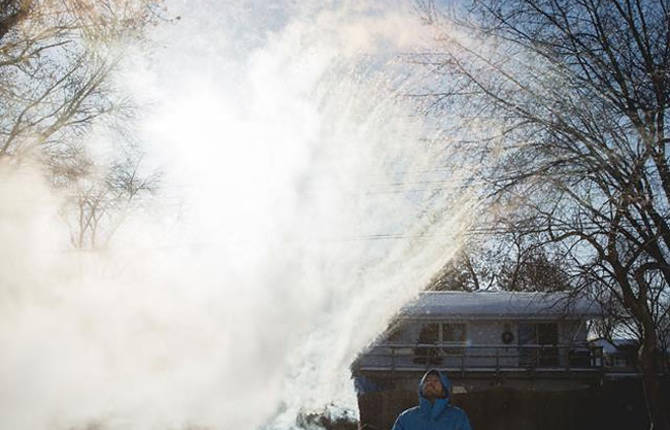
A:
392 369 472 430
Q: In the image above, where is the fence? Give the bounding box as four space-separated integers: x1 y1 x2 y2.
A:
356 343 604 373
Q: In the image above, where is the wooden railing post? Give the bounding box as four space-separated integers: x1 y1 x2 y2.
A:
496 346 500 372
461 350 465 377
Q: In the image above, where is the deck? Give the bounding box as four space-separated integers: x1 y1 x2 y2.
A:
354 343 606 378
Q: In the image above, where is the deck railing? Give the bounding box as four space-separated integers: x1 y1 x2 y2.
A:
355 343 605 373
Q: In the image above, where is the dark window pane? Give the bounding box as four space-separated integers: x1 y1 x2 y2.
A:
442 323 466 355
443 323 466 342
413 323 441 365
518 323 538 367
537 323 558 345
417 323 439 343
385 323 404 343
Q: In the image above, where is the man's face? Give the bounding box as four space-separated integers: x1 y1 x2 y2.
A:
421 373 445 399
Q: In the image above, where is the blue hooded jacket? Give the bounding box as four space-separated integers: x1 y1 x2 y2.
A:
391 369 472 430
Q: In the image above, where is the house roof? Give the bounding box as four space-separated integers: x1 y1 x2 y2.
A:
399 291 601 320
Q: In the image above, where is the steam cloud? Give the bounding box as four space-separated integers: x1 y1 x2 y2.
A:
1 1 479 429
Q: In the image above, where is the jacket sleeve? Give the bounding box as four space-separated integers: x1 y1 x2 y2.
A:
391 414 405 430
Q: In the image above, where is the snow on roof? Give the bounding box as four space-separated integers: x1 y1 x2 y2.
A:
399 291 601 320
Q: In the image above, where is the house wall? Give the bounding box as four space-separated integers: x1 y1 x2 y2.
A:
391 318 588 344
466 320 517 367
362 318 591 369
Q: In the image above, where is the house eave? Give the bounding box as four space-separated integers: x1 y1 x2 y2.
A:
399 313 601 321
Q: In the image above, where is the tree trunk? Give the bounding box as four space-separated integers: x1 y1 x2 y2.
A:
639 323 669 430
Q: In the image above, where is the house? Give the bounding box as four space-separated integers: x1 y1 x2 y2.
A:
594 338 639 369
594 338 669 375
352 291 606 430
353 291 602 377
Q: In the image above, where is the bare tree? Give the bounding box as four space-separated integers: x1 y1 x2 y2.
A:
429 248 491 291
0 0 164 158
57 143 161 248
0 0 166 247
429 233 571 292
412 1 670 428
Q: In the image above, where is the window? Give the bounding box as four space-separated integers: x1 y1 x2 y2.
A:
518 322 558 345
443 323 467 343
442 323 466 354
537 323 558 345
518 322 559 367
413 323 441 364
385 322 407 344
412 322 468 363
417 323 440 344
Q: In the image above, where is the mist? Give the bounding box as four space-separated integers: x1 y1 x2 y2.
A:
0 1 480 429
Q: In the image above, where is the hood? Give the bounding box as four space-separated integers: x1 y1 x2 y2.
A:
417 369 452 420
